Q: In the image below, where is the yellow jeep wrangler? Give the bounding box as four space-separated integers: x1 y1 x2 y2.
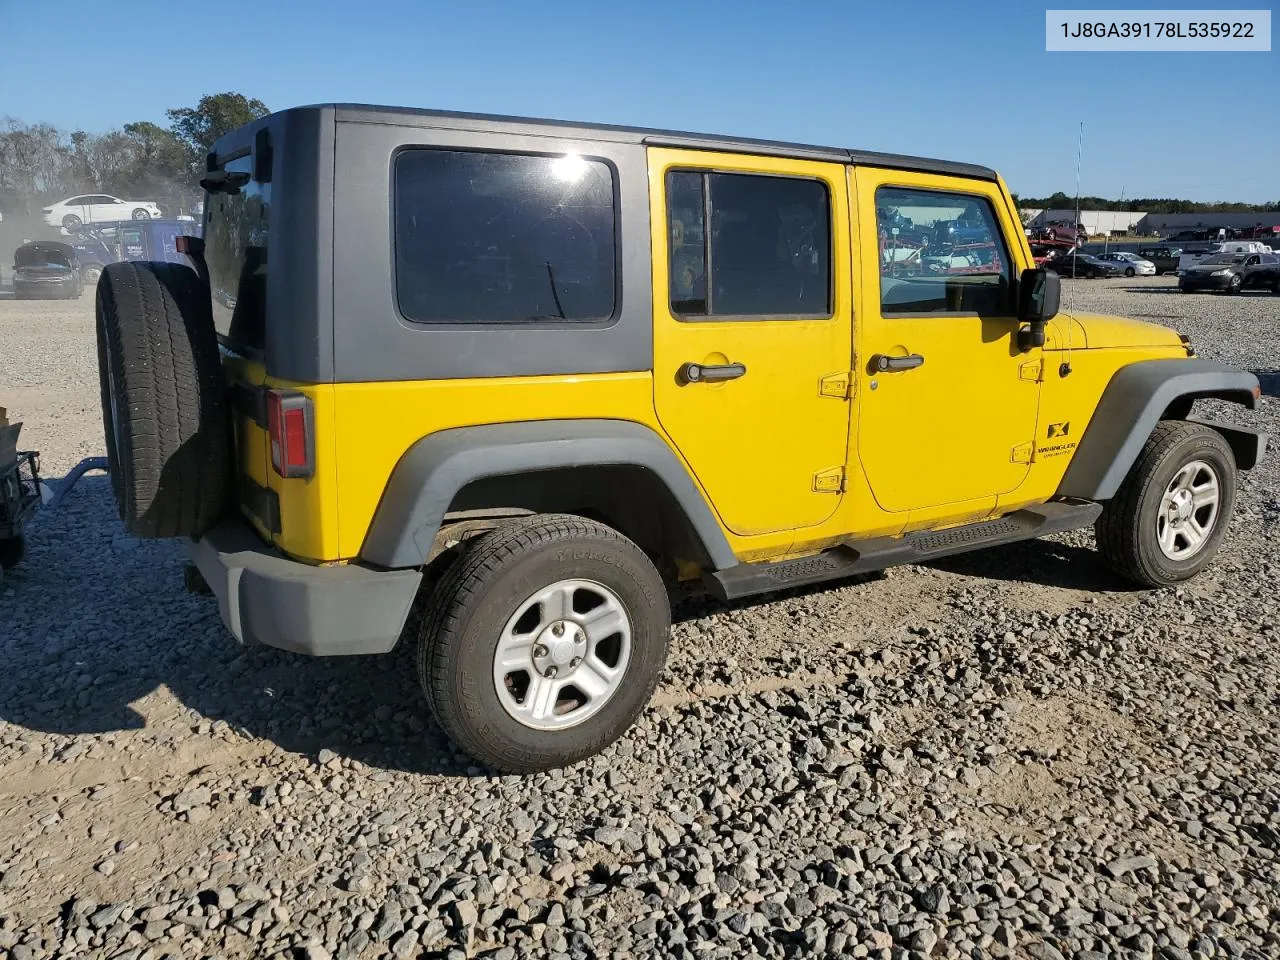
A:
94 105 1267 771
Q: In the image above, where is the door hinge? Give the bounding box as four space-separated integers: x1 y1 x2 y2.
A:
819 371 854 399
1019 359 1044 382
1010 441 1034 464
813 466 846 493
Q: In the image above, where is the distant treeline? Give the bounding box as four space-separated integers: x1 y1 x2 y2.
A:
0 93 268 219
1014 191 1280 214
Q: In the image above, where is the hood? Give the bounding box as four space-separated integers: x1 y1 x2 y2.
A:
14 241 76 269
1052 312 1185 350
1184 262 1238 274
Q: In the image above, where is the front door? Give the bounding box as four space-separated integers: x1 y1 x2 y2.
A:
648 148 853 537
854 170 1040 514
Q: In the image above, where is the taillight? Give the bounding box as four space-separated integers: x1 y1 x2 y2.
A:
266 390 314 478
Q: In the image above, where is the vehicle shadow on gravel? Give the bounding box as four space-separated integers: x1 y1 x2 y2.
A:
1254 369 1280 398
0 479 1138 778
926 536 1139 592
0 478 483 778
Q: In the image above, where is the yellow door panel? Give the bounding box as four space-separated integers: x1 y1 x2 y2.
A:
648 147 853 537
852 167 1040 515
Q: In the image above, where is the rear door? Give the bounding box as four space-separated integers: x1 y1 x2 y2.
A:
648 147 853 537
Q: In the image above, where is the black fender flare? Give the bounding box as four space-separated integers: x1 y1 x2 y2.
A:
1057 358 1263 500
360 419 738 570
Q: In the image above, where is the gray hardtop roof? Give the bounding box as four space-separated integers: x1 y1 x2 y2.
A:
262 103 999 181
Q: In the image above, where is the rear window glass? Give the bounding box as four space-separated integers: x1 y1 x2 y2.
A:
394 149 617 325
205 153 269 352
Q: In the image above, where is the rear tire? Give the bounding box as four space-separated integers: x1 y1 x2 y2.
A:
95 261 229 538
1125 267 1135 277
418 515 671 772
1095 421 1236 588
62 214 82 230
132 208 151 221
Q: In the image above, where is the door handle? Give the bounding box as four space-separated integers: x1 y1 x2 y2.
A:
679 361 747 384
870 353 925 372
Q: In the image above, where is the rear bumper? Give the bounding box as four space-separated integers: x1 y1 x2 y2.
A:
188 521 422 656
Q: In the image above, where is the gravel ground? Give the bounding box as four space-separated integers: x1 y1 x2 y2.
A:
1 277 1278 960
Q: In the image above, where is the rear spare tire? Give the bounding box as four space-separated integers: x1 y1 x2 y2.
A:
96 261 229 538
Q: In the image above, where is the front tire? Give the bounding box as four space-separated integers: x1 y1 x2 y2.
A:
418 515 671 772
1095 421 1236 587
1225 274 1242 295
1125 267 1135 277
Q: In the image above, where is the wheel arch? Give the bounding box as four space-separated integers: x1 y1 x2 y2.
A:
1058 359 1265 500
359 420 738 572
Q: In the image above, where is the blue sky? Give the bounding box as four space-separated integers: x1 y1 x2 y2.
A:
1 0 1275 202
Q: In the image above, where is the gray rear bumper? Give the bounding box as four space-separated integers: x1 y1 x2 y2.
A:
188 522 422 656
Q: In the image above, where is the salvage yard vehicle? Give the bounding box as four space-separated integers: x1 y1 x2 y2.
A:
13 241 84 299
93 105 1268 772
70 219 200 287
43 194 162 231
1097 252 1156 277
1043 250 1126 279
1179 252 1280 294
1137 245 1182 275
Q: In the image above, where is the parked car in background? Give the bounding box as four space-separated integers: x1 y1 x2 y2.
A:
12 241 84 299
1044 250 1125 278
1029 238 1077 265
1179 252 1280 294
1137 246 1182 275
1241 253 1280 292
42 194 162 231
70 219 201 286
1036 219 1087 244
1177 241 1271 274
1097 252 1156 277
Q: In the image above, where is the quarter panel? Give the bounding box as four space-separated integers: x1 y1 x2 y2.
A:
330 121 652 381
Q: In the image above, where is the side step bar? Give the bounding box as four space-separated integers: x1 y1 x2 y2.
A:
705 500 1102 602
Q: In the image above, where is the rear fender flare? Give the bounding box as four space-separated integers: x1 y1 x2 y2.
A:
1057 359 1263 500
359 419 738 570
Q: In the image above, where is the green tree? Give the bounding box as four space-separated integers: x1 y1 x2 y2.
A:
166 92 269 160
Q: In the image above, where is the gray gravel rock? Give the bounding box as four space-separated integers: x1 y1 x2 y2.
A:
2 282 1280 958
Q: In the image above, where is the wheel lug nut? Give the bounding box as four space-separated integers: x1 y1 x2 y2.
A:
544 666 558 678
533 644 548 658
570 657 581 668
552 622 564 636
574 633 585 644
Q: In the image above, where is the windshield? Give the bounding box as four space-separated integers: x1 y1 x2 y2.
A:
1202 255 1244 265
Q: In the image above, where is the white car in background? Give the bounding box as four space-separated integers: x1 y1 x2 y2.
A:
42 194 162 231
1097 252 1156 276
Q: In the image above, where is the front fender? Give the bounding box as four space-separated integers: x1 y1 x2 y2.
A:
359 419 738 570
1058 358 1262 500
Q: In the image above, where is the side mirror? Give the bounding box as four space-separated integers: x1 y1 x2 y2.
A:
1016 267 1060 351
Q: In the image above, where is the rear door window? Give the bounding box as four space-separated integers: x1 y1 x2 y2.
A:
665 170 831 319
394 149 617 325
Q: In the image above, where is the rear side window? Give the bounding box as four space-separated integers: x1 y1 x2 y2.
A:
666 170 831 319
394 149 617 325
205 153 269 353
